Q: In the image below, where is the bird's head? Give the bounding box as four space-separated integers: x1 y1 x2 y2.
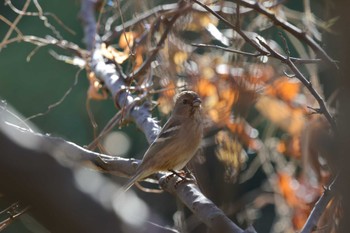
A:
172 91 202 117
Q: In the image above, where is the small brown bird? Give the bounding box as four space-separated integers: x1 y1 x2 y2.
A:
123 91 203 191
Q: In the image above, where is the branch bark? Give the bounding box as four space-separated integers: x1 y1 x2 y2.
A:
159 176 256 233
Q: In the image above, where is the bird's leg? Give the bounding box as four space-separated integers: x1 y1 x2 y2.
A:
168 168 197 188
183 166 195 179
169 169 186 180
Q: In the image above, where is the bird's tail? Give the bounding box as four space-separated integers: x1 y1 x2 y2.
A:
122 172 143 191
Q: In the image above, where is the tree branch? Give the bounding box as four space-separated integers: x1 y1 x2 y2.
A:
159 175 256 233
256 38 337 131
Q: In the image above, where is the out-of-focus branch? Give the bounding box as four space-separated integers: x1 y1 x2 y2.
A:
3 122 251 233
0 121 183 233
78 0 97 50
192 43 322 64
103 3 178 43
0 202 30 231
0 124 124 233
103 1 253 43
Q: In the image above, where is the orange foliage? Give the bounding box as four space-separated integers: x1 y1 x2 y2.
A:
196 78 237 124
265 76 301 103
100 32 143 71
87 72 108 100
277 136 301 158
157 81 177 115
226 121 260 150
255 96 306 136
278 173 321 230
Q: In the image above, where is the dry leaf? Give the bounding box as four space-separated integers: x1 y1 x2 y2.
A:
87 72 108 100
119 32 135 49
100 43 130 64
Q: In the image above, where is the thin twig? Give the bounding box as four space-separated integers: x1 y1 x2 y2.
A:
192 0 270 57
0 203 30 231
300 176 337 233
1 0 30 45
25 69 82 122
229 0 337 67
192 43 260 57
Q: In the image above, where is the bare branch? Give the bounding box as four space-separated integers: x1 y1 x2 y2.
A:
229 0 337 67
1 0 29 45
0 202 30 231
192 43 260 57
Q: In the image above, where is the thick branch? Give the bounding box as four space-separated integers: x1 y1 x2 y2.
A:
90 48 161 144
159 176 255 233
0 125 124 233
78 0 97 50
0 122 180 233
80 0 161 144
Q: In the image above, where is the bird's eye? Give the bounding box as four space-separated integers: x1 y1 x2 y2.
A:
182 99 188 104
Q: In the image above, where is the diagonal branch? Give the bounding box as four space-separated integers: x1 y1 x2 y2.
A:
160 176 256 233
256 38 337 131
300 176 337 233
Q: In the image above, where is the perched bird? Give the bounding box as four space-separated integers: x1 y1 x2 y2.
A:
123 91 203 191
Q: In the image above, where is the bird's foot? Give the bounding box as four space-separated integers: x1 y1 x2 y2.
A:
167 169 196 188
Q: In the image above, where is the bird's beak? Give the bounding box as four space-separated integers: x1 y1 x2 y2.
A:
192 97 202 107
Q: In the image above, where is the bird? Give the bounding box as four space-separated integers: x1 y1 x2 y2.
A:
123 90 203 191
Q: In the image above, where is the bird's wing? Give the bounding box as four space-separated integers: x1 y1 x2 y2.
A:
123 118 182 191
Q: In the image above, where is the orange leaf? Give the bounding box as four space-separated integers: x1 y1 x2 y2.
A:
87 72 108 100
226 121 260 150
265 77 301 102
119 32 135 49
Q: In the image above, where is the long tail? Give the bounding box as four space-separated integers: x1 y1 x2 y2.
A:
122 172 143 191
